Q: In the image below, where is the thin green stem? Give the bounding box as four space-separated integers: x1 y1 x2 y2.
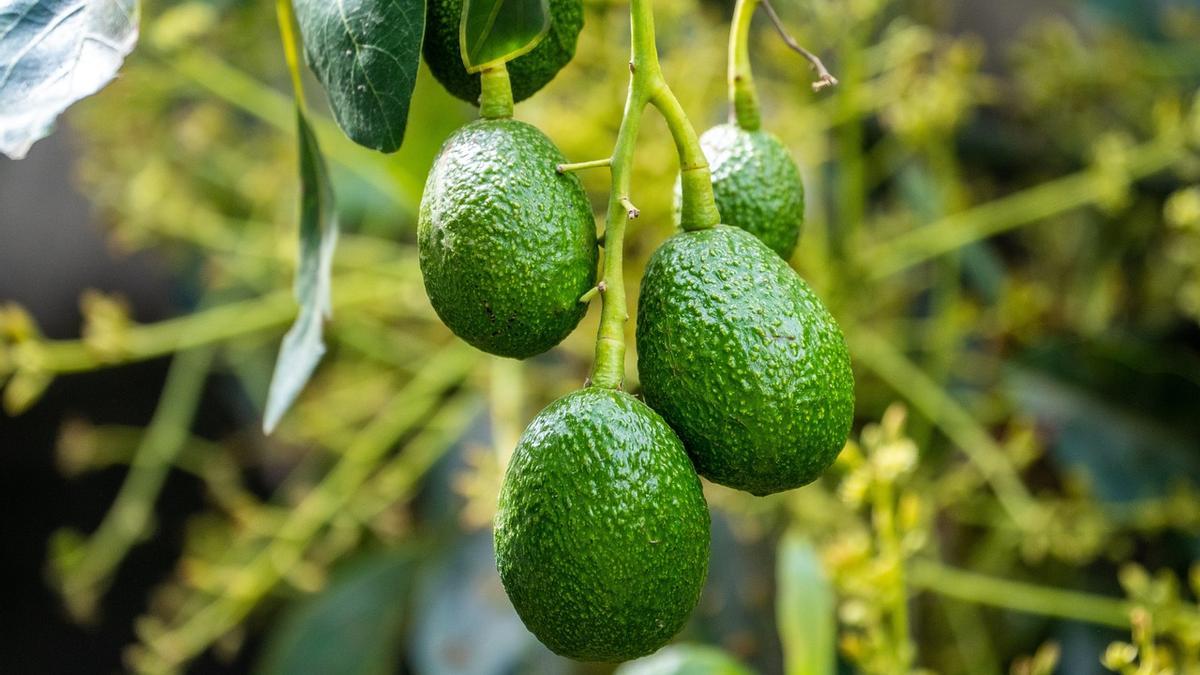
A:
589 0 718 388
479 64 514 119
557 157 612 173
729 0 762 131
37 271 399 375
133 343 480 671
52 347 215 621
848 327 1037 523
589 79 645 389
651 85 721 230
274 0 306 108
861 131 1187 279
872 479 913 668
910 559 1136 629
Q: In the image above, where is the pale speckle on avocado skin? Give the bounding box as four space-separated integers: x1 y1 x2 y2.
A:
494 388 711 662
637 225 855 496
675 124 805 259
423 0 584 105
418 119 597 359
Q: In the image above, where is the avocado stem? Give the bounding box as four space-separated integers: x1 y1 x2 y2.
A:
579 281 606 304
557 157 612 173
729 0 838 131
479 65 514 119
729 0 762 131
589 0 720 389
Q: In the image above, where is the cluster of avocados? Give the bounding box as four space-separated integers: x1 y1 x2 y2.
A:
416 2 853 663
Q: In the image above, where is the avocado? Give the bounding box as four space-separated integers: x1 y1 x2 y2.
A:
636 226 854 496
677 124 804 259
494 387 710 661
423 0 584 105
418 118 597 358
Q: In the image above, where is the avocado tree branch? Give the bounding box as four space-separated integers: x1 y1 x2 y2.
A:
589 0 719 389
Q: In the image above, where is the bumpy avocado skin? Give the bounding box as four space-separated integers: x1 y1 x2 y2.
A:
636 226 854 496
494 388 710 662
423 0 584 105
418 119 597 358
683 124 805 259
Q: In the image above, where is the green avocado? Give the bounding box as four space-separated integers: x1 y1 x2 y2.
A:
423 0 584 105
494 387 710 662
418 119 597 358
636 226 854 496
678 124 804 259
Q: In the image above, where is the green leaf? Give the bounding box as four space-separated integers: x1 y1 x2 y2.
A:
776 532 836 675
459 0 550 73
256 550 413 675
292 0 424 153
0 0 139 159
263 108 340 433
616 644 757 675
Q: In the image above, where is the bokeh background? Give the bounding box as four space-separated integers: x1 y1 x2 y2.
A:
2 0 1200 673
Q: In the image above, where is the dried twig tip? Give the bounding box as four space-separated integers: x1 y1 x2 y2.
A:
760 0 838 93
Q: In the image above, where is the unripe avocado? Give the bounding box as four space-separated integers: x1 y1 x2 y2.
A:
677 124 804 259
636 226 854 496
423 0 584 105
494 387 710 662
418 119 597 358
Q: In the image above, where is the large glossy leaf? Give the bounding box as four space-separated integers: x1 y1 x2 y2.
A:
0 0 138 159
263 109 339 433
256 550 413 675
292 0 423 153
616 644 756 675
459 0 549 73
776 532 835 675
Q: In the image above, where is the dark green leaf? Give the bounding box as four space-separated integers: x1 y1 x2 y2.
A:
459 0 550 73
293 0 424 153
616 644 756 675
0 0 139 159
263 109 339 433
256 550 413 675
776 531 835 675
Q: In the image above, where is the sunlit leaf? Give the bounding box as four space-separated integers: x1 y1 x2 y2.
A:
256 550 413 675
292 0 424 153
776 532 835 675
0 0 138 159
263 108 339 433
616 644 756 675
459 0 549 73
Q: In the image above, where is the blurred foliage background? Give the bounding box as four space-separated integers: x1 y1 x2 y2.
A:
2 0 1200 673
